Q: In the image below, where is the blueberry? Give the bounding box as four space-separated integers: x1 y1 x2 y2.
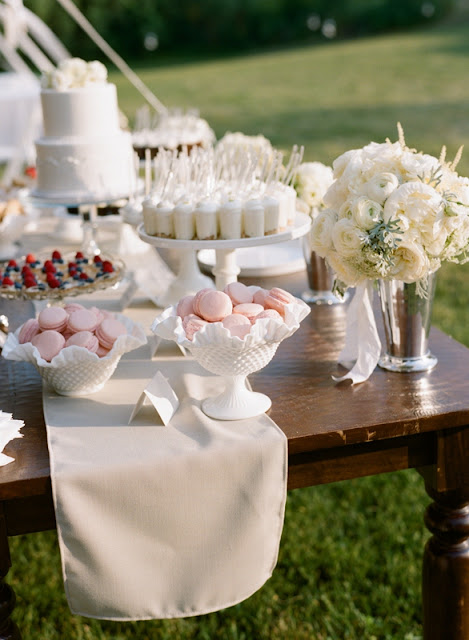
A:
86 278 94 283
56 271 63 277
14 282 22 289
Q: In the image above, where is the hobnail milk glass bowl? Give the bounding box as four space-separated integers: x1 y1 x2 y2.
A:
151 298 310 420
2 314 147 396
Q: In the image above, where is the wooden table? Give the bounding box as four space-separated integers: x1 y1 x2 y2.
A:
0 271 468 640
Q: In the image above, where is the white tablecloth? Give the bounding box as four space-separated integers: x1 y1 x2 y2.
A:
0 72 41 163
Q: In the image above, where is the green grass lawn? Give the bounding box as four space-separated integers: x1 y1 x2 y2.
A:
9 18 469 639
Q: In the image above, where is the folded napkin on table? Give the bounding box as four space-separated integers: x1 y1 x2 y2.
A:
43 355 287 620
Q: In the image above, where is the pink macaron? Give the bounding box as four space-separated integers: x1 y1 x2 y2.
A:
37 306 69 332
67 308 100 334
65 330 99 353
224 282 253 305
264 287 295 316
31 330 65 362
95 317 127 350
63 302 85 315
252 288 269 306
96 344 111 358
182 314 208 341
198 290 233 322
176 295 195 318
18 318 40 344
222 313 251 339
254 309 284 325
192 288 213 316
232 302 264 323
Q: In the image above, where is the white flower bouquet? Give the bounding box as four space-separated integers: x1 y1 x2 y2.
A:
310 125 469 296
293 161 334 215
41 58 108 91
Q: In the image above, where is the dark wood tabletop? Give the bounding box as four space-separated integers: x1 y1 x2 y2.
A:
0 270 468 640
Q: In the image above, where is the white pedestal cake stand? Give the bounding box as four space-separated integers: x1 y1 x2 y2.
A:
27 192 130 256
137 212 311 306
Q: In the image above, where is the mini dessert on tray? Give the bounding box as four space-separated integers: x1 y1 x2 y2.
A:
152 282 310 420
0 250 124 300
2 304 146 396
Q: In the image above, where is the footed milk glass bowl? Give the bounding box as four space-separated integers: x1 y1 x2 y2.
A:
152 298 310 420
2 314 146 396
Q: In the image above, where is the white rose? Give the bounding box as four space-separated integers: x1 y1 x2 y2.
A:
332 218 365 258
389 240 429 282
351 196 382 230
363 172 399 204
310 209 335 256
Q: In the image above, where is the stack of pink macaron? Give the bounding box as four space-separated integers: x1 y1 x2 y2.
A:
176 282 296 340
18 303 128 362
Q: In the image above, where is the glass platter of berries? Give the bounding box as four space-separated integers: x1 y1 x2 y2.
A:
0 250 125 300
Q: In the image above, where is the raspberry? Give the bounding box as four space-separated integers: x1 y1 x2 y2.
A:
79 272 89 280
23 278 37 288
48 278 60 289
93 255 103 264
25 253 36 264
2 277 14 286
75 251 84 260
102 261 114 273
43 260 56 273
7 260 17 268
21 265 32 275
52 250 62 260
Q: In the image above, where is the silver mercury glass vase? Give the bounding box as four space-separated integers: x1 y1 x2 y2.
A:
377 273 438 373
301 229 347 305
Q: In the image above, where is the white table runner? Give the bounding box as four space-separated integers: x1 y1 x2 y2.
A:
43 353 287 620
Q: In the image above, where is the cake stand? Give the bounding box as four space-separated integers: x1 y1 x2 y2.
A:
27 192 131 256
137 212 311 305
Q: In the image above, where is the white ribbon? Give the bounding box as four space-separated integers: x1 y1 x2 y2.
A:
333 281 381 384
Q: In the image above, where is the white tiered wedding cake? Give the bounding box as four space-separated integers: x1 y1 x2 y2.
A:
33 58 134 203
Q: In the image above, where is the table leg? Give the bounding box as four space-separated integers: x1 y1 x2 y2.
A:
423 485 469 640
0 507 20 640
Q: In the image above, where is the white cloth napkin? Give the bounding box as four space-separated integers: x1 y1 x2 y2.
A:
0 410 24 466
333 282 381 384
43 356 287 620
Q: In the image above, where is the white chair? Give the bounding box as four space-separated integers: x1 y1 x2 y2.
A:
0 0 70 184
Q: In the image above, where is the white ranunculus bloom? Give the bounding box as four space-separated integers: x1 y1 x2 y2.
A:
326 251 364 287
351 196 383 230
383 181 443 224
332 218 365 258
310 209 336 255
390 241 429 282
363 172 399 204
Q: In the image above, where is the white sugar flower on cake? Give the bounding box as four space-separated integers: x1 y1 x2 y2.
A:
41 58 108 90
